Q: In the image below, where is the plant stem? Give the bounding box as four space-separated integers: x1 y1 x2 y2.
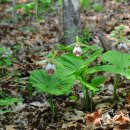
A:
49 94 55 121
114 74 120 99
83 86 90 111
28 85 33 98
90 91 93 112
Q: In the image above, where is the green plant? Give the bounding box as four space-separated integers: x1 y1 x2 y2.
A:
115 0 129 2
92 3 104 12
0 47 12 68
80 0 104 12
80 27 93 44
0 98 19 107
110 25 125 37
29 68 75 120
57 47 103 111
97 50 130 98
0 0 11 4
0 97 20 114
0 47 12 78
18 26 35 32
0 46 23 87
110 25 130 46
80 0 91 10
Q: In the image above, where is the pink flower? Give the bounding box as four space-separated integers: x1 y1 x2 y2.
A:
118 42 129 52
73 46 82 56
45 63 55 75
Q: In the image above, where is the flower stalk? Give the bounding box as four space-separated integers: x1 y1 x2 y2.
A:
48 94 56 121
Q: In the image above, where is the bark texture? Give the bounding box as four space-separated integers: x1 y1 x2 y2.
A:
12 0 17 23
63 0 81 45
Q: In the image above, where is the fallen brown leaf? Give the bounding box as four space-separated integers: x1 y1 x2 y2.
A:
6 125 16 130
113 124 130 130
113 114 130 124
86 110 101 127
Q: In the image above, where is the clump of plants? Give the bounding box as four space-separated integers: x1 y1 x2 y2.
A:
0 47 13 77
0 89 20 114
29 36 130 120
29 52 75 120
0 46 20 79
81 0 104 12
0 47 21 114
97 50 130 98
29 37 104 117
57 37 106 111
6 0 59 21
0 47 12 68
110 25 130 49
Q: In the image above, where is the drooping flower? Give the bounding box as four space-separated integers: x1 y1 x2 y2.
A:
118 42 129 52
73 46 82 56
45 63 56 75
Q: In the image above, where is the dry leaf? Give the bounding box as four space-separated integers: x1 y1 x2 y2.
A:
113 124 130 130
6 125 16 130
113 114 130 124
62 122 83 129
86 110 101 127
64 110 84 122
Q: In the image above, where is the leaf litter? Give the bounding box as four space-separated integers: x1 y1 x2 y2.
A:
0 0 130 130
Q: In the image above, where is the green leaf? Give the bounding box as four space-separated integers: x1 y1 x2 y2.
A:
29 69 75 95
84 49 103 66
99 50 130 79
92 3 104 12
102 50 130 69
97 65 130 79
96 65 119 74
120 69 130 79
58 50 102 76
86 66 100 74
0 98 19 107
77 76 98 92
91 76 105 87
57 51 102 92
57 53 84 75
81 0 91 9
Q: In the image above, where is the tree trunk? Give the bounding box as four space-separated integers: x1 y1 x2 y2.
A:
62 0 81 45
12 0 17 23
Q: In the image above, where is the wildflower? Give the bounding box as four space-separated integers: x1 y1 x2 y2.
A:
73 46 82 56
118 42 129 52
45 63 55 75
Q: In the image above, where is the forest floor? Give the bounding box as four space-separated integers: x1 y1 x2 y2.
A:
0 1 130 130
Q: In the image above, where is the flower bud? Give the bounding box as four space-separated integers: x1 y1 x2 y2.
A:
45 63 55 75
118 42 129 52
73 46 82 56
